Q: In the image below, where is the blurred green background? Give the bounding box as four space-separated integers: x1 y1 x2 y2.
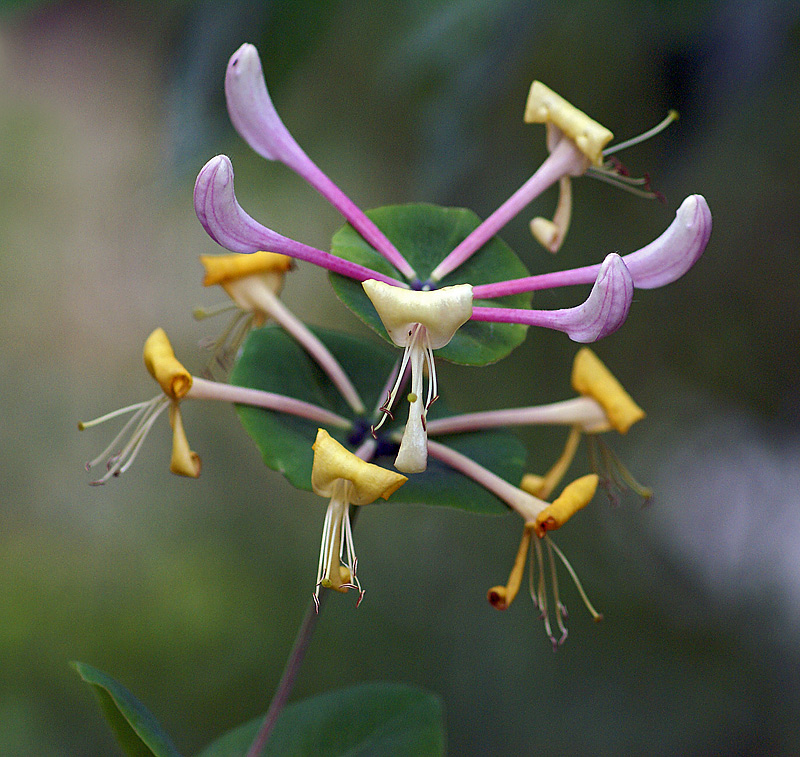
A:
2 0 799 754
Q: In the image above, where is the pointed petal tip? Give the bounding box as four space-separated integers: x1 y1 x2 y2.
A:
228 42 259 68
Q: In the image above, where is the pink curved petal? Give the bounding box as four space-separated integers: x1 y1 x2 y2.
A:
470 253 634 343
225 43 301 164
193 155 407 286
621 194 712 288
471 194 712 299
225 44 416 278
557 253 634 341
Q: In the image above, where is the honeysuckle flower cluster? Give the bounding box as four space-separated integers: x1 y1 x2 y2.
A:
82 41 712 646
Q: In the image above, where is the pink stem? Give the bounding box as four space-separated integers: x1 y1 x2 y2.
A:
295 160 417 280
425 439 545 521
425 397 606 435
250 287 365 414
188 377 352 428
430 140 585 282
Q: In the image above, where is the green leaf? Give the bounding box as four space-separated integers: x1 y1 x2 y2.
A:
195 682 445 757
329 203 533 365
71 662 182 757
230 325 525 514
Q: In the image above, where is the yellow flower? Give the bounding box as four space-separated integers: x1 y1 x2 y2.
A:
310 429 407 605
196 251 293 376
143 328 201 478
200 250 293 323
524 81 614 167
81 328 200 483
488 471 602 648
524 82 615 253
530 474 598 539
571 347 645 433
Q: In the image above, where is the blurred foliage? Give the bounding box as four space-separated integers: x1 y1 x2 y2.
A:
1 0 799 755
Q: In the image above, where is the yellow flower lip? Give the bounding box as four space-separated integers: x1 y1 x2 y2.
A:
311 429 407 505
571 348 645 434
200 250 293 286
168 404 201 478
361 280 473 349
143 328 192 401
524 81 614 166
533 474 598 539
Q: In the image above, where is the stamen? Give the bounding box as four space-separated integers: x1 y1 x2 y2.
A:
199 310 256 379
423 339 438 410
586 435 617 507
602 110 679 156
372 347 413 434
585 166 664 200
532 537 555 646
587 435 653 504
546 538 568 647
84 395 171 484
546 536 603 622
341 503 365 607
525 528 601 646
192 301 239 320
79 400 153 431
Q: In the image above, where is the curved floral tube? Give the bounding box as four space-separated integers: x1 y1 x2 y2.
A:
194 155 407 288
473 194 711 299
471 253 634 342
225 43 416 279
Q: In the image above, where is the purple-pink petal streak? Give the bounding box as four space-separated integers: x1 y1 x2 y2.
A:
471 253 634 343
225 43 416 279
194 155 406 287
472 194 711 299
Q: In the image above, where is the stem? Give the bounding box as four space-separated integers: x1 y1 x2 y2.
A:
472 263 600 299
245 594 327 757
430 139 585 282
470 304 577 329
245 494 369 757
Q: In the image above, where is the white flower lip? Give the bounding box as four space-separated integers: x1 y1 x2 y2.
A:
362 280 473 349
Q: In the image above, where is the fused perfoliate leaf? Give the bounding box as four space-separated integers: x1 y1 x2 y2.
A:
532 474 598 538
361 280 473 349
143 328 192 401
571 348 645 433
524 81 613 166
311 429 406 505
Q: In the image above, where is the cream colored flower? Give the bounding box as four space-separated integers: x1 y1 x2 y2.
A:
362 279 473 473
